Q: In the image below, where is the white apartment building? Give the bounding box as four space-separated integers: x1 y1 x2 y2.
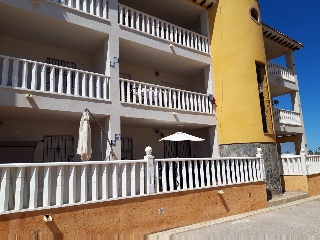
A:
0 0 306 164
0 0 217 163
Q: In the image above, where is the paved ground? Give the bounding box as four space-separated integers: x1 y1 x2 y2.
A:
150 196 320 240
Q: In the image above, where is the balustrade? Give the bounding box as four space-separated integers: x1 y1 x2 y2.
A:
0 55 110 100
49 0 109 19
119 78 214 114
118 4 209 54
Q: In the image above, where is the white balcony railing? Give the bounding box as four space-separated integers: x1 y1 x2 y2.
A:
155 156 265 193
0 55 110 100
267 62 296 83
0 160 147 213
119 78 214 114
48 0 109 20
118 4 210 54
273 108 301 126
0 147 265 214
281 151 320 175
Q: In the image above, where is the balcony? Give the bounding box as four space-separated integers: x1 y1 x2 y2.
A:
48 0 109 20
267 62 296 84
118 4 210 54
0 55 110 101
273 108 301 126
119 78 214 114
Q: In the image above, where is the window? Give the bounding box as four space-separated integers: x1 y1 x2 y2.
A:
255 62 273 134
250 7 261 24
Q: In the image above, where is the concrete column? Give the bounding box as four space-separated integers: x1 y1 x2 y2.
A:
108 0 119 25
209 126 219 157
204 65 213 95
200 11 209 37
285 51 308 152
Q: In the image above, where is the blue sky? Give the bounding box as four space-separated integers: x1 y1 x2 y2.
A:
260 0 320 153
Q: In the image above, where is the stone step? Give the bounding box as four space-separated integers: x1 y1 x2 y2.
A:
268 191 309 207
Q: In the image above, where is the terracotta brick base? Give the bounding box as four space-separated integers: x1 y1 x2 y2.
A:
281 174 320 196
0 182 267 239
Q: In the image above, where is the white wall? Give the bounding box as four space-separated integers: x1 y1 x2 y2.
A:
0 35 93 72
0 119 105 163
120 63 204 92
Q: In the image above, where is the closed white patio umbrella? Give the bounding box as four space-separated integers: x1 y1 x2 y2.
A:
159 132 204 142
77 111 92 161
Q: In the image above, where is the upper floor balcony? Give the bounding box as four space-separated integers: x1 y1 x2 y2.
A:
273 108 303 135
46 0 109 20
0 55 110 101
119 78 214 114
118 3 209 54
267 62 298 97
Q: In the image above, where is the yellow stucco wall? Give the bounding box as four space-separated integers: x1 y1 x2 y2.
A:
208 0 276 145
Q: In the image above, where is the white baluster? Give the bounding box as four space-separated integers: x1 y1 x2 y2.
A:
168 89 172 108
43 166 51 207
190 94 194 111
138 83 142 104
68 165 76 204
132 82 136 103
82 73 87 97
83 0 87 13
73 71 79 96
154 87 158 106
211 160 216 186
49 67 55 93
89 74 94 98
89 0 94 14
181 92 185 110
173 91 177 109
56 166 64 206
186 32 190 47
216 160 221 185
156 19 160 36
12 59 19 87
163 89 168 108
168 162 174 191
162 162 167 192
102 165 108 200
124 7 129 26
102 0 107 19
226 159 231 184
96 76 101 99
96 0 100 17
92 164 98 201
188 161 193 189
186 93 190 110
244 159 249 182
136 11 140 31
199 160 205 187
221 160 226 185
160 21 164 38
194 161 200 188
80 165 87 202
182 161 187 190
249 159 254 181
130 163 136 196
159 88 163 107
231 159 236 184
112 164 118 198
76 0 80 9
58 68 63 93
169 25 173 41
103 77 109 100
205 160 210 187
141 14 146 32
30 62 38 90
0 168 10 212
40 65 46 91
143 85 147 105
1 57 9 86
66 70 71 95
14 167 25 211
21 61 28 89
121 164 127 197
139 162 145 195
130 9 134 28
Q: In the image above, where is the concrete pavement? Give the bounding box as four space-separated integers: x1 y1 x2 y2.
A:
149 195 320 239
